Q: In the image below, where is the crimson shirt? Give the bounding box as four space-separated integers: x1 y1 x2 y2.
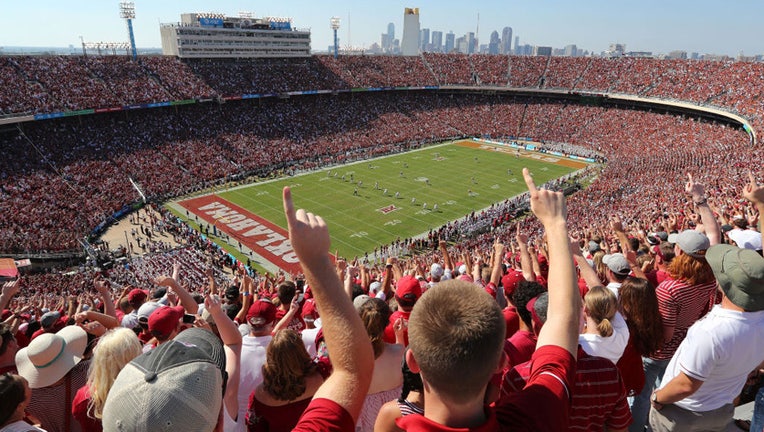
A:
503 346 632 431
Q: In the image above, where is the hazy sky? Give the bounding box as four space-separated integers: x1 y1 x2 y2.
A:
2 1 762 56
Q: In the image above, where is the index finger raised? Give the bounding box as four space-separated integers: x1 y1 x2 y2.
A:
522 168 537 193
748 170 757 187
282 186 296 227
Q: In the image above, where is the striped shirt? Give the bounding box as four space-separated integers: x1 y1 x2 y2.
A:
650 276 718 361
28 360 89 432
502 347 632 431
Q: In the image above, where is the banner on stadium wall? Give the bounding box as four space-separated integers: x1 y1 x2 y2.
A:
64 109 95 117
34 112 65 120
147 102 172 108
170 99 196 106
199 17 224 27
94 107 123 114
14 259 31 268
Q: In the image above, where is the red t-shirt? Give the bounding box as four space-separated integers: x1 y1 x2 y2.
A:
502 306 520 339
383 310 411 346
503 347 632 432
504 330 537 369
399 345 575 431
275 308 306 333
72 384 103 432
292 398 355 432
248 393 313 432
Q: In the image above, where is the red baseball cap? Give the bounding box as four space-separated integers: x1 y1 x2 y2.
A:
395 275 422 307
501 270 524 297
128 288 148 304
526 295 544 331
247 300 277 326
148 306 184 338
301 299 319 320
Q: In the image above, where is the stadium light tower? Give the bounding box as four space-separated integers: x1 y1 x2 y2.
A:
330 17 340 59
119 1 138 60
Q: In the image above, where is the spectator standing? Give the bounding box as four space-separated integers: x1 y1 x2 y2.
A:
649 245 764 431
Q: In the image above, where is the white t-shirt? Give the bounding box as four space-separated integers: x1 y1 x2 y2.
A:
301 318 322 358
659 305 764 412
235 334 272 432
579 311 630 364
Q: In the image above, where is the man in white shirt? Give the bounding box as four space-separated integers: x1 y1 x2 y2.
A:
236 299 277 432
649 245 764 431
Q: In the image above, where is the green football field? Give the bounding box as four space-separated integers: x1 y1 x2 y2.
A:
209 140 585 259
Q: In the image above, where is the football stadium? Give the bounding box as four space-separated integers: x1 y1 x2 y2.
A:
1 6 763 432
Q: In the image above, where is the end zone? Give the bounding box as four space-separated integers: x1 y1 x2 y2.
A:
178 195 302 275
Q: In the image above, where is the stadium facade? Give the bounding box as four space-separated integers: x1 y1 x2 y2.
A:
160 13 310 58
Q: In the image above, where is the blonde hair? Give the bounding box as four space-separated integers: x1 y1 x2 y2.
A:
584 286 618 337
86 328 142 419
592 250 608 284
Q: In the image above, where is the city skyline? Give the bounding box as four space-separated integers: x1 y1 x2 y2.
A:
2 0 763 57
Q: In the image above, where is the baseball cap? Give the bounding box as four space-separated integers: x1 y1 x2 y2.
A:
353 294 371 312
127 289 148 304
501 270 524 297
668 230 710 258
368 281 382 295
588 241 602 253
102 337 223 431
173 327 226 376
395 275 422 307
727 229 763 251
603 253 631 276
40 311 60 329
526 295 544 330
137 301 162 325
148 306 184 338
706 244 764 312
430 263 444 279
301 299 318 320
246 300 277 327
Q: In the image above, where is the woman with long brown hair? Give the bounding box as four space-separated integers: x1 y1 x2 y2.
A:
246 330 325 432
617 277 664 399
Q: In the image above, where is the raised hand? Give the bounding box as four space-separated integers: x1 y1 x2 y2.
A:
743 170 764 207
522 168 567 226
283 186 331 265
685 173 706 201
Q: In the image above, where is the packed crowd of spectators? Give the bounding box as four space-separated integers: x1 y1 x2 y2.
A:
2 54 764 432
3 54 763 132
0 87 755 255
2 160 762 431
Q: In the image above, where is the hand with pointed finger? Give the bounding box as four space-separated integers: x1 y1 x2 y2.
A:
522 168 567 226
283 187 331 266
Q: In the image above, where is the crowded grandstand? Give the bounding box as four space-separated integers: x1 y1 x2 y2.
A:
1 52 763 432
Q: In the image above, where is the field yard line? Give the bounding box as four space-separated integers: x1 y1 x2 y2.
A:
220 140 460 195
225 188 374 254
